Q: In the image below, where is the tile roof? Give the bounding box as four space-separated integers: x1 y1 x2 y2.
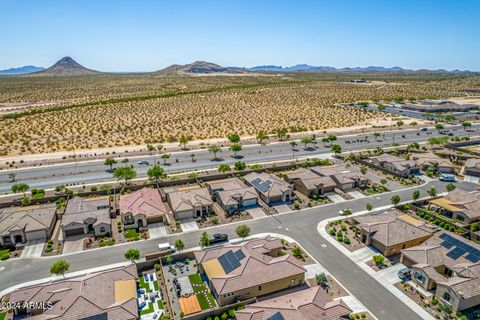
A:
438 189 480 220
119 188 166 218
235 286 352 320
373 155 418 171
217 187 259 206
8 264 138 320
284 168 336 190
464 158 480 171
206 178 248 192
310 165 367 185
63 196 110 228
194 236 305 295
244 173 293 198
167 187 213 212
354 209 433 247
0 204 56 236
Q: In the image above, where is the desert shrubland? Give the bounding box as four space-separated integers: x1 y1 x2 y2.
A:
0 74 479 155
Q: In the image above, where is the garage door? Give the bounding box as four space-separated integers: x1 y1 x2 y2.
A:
65 228 84 236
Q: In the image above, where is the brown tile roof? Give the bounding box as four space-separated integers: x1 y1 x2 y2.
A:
206 178 248 193
8 264 138 320
439 189 480 220
63 196 110 227
119 187 166 218
244 173 293 198
194 236 305 295
464 158 480 171
284 168 336 190
217 187 259 206
310 165 367 184
235 286 351 320
354 209 432 247
167 187 213 212
0 204 56 236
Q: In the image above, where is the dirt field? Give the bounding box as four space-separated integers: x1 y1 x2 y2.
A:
0 73 478 156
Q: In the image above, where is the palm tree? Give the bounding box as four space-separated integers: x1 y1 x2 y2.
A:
121 158 129 167
290 141 297 158
104 157 117 171
208 145 221 160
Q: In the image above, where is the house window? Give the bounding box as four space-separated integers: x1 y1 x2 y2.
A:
100 227 106 233
258 286 262 291
456 214 465 222
444 267 453 278
415 272 426 284
443 292 451 302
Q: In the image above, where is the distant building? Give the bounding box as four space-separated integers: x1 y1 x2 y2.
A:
0 204 57 247
8 264 138 319
401 232 480 312
310 165 368 191
428 189 480 225
244 172 294 204
166 187 213 219
206 178 259 214
194 236 306 306
371 155 420 177
62 196 111 238
353 208 433 256
119 188 167 229
463 158 480 177
235 286 352 320
402 101 477 113
283 168 336 197
412 153 454 174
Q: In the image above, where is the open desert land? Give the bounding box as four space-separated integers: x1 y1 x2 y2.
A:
0 73 479 156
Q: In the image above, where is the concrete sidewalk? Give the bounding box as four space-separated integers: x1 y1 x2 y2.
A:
317 210 435 320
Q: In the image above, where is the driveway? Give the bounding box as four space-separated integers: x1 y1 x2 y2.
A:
20 241 45 258
63 235 87 254
464 175 480 184
247 207 267 219
179 218 199 232
327 194 346 203
148 223 168 238
347 191 366 199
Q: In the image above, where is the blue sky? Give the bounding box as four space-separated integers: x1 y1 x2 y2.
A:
1 0 479 71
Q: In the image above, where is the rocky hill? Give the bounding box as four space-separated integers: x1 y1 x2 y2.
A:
32 57 100 76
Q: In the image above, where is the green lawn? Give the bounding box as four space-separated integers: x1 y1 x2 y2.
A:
139 276 150 291
0 249 10 257
189 274 208 293
153 280 159 291
140 302 154 315
0 312 6 320
157 299 164 309
366 188 377 194
196 292 216 310
124 229 139 239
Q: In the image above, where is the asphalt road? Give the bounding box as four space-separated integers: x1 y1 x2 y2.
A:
1 124 479 193
1 179 478 320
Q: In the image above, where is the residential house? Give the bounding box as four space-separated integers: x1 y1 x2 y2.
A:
235 286 352 320
206 178 259 214
283 168 336 197
412 153 454 174
463 158 480 177
119 188 167 229
310 165 368 191
428 189 480 225
244 172 294 204
401 232 480 312
62 196 111 238
166 187 213 220
371 155 420 177
0 204 57 247
353 208 433 256
8 264 138 320
194 236 306 306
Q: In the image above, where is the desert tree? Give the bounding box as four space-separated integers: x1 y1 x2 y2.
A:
208 145 221 160
104 157 117 171
113 167 137 184
50 259 70 277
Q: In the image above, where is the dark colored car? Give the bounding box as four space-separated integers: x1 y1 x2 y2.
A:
210 233 228 244
398 268 411 280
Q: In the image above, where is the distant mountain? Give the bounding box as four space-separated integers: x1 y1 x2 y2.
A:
0 65 44 75
32 57 101 76
156 61 246 74
247 64 413 72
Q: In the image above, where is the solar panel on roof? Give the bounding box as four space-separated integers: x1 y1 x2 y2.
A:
266 312 285 320
439 233 449 240
465 253 480 263
442 241 454 249
234 249 246 261
447 250 463 260
225 251 241 270
218 253 235 274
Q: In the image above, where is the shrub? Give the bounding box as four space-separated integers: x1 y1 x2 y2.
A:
343 237 351 244
373 255 385 266
329 229 336 236
0 253 9 260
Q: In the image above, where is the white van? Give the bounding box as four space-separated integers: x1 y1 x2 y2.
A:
158 242 175 253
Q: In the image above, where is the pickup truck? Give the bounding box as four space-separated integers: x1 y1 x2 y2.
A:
209 233 228 244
